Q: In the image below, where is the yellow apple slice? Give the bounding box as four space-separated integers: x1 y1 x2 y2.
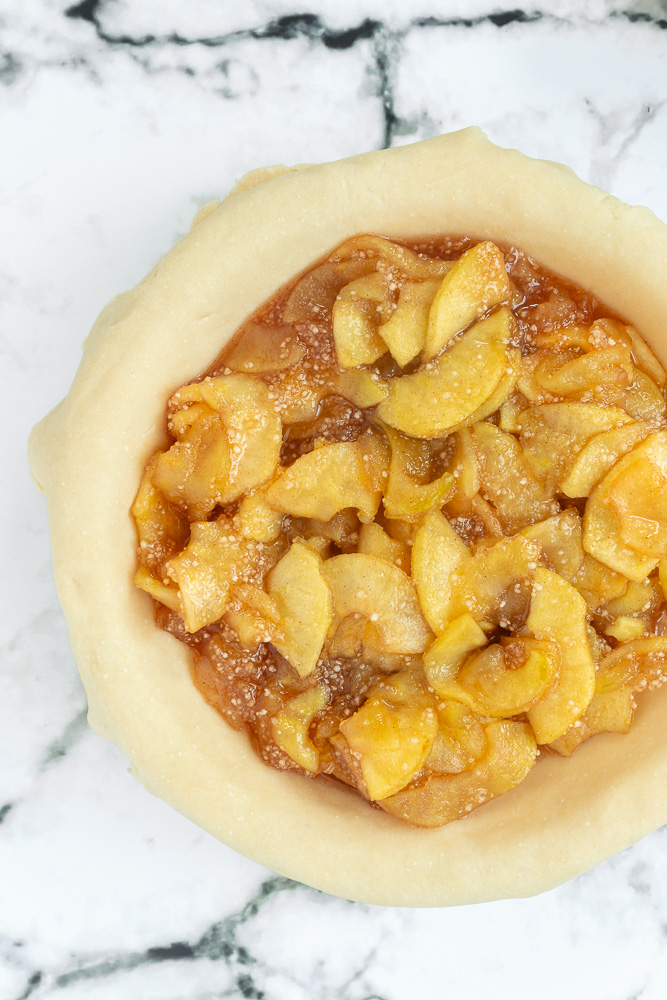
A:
224 323 305 373
339 672 438 800
167 521 250 633
423 241 511 360
266 441 381 523
595 636 667 695
380 720 537 828
526 568 595 744
423 614 488 697
153 408 231 521
425 701 487 775
333 368 388 408
532 343 633 397
449 639 559 717
381 424 454 520
583 431 667 579
379 279 441 367
357 522 411 572
331 234 453 279
134 565 180 614
376 308 514 439
453 535 541 625
321 553 432 654
272 686 328 772
132 452 188 572
332 273 388 368
411 510 470 634
560 420 654 498
267 540 333 677
549 687 634 757
518 403 632 484
471 422 556 532
521 509 585 580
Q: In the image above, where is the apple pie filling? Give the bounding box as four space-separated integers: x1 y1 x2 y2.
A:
132 234 667 827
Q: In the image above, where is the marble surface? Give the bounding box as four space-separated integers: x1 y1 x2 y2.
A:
3 1 667 997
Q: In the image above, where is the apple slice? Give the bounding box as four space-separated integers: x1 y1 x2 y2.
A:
423 614 488 697
224 323 305 373
167 520 250 633
382 424 454 520
376 308 514 439
379 279 441 367
526 568 595 744
380 720 537 828
425 701 487 775
267 540 333 678
357 522 411 572
339 672 438 800
266 441 382 523
332 273 389 368
411 510 470 634
472 422 556 532
271 686 328 772
423 241 511 360
560 420 654 498
321 553 432 654
153 407 231 521
583 431 667 579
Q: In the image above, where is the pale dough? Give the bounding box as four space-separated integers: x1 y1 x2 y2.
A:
29 128 667 906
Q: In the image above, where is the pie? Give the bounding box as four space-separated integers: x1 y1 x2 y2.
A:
29 129 667 906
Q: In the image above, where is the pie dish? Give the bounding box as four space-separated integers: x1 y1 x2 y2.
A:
29 128 667 906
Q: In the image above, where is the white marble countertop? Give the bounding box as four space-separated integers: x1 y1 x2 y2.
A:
3 1 667 997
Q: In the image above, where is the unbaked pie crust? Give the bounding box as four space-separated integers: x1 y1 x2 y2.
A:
29 129 667 906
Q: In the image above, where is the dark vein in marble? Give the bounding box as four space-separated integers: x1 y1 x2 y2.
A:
47 875 302 993
40 708 88 769
0 802 13 824
13 972 42 1000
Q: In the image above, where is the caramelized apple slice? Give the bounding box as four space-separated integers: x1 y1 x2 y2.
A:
521 509 585 581
382 424 454 520
376 308 514 438
450 639 559 717
167 521 249 632
321 553 432 654
236 484 283 543
379 279 440 367
425 701 487 774
333 368 388 408
380 720 537 828
412 510 470 634
595 636 667 695
267 540 333 677
549 687 634 757
339 672 438 800
225 583 282 650
423 614 488 697
224 323 305 373
560 420 654 498
189 374 282 503
583 431 667 579
423 242 511 360
453 535 540 626
271 686 328 772
332 273 389 368
357 522 411 572
266 441 381 523
525 568 595 744
518 403 632 484
131 452 188 572
532 343 633 397
471 422 556 532
134 565 180 613
153 407 231 521
331 235 453 279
